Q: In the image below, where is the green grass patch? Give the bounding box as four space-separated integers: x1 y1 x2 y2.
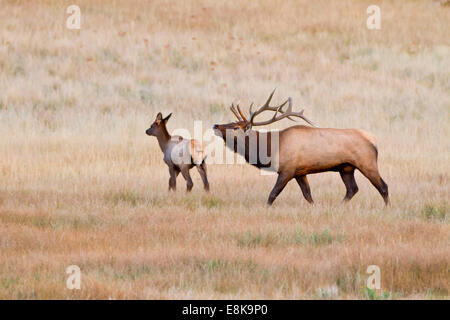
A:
0 212 104 230
209 102 224 114
422 203 448 221
176 195 224 210
107 190 145 207
113 265 153 281
360 287 392 300
202 259 258 275
201 196 223 209
236 229 344 248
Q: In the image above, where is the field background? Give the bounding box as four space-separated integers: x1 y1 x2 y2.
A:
0 0 449 299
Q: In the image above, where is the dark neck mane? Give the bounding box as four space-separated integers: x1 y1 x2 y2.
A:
156 126 171 151
223 130 274 169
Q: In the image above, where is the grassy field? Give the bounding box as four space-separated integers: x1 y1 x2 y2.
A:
0 0 449 299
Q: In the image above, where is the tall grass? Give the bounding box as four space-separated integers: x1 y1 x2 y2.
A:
0 0 448 299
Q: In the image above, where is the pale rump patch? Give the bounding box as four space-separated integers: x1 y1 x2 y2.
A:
190 139 204 164
357 129 377 147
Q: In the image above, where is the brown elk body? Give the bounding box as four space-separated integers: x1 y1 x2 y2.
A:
213 91 389 206
146 113 209 192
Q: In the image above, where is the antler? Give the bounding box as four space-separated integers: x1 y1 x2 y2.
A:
230 103 249 122
229 103 241 121
248 89 316 128
236 104 248 122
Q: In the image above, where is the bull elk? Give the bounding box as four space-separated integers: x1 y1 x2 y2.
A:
213 90 389 206
146 112 209 192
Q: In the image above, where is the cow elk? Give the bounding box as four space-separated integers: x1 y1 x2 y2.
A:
213 90 389 206
146 112 209 192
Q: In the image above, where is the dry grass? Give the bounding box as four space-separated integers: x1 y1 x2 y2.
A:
0 0 449 299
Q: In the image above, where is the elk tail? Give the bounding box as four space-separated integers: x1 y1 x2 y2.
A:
357 129 378 159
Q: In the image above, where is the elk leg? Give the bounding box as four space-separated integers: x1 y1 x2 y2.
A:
180 168 194 192
267 173 291 206
359 165 389 206
339 167 358 202
168 167 179 191
295 175 314 204
196 162 210 192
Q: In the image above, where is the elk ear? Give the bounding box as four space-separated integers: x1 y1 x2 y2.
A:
156 112 163 121
163 113 172 123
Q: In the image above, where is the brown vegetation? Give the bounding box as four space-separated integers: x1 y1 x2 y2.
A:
0 0 448 299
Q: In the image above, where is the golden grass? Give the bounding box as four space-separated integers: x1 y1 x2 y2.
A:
0 0 449 299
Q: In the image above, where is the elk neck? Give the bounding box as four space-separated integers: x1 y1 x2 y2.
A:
155 125 171 152
223 129 274 169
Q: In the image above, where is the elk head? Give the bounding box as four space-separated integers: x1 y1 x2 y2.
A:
146 112 172 136
213 89 316 137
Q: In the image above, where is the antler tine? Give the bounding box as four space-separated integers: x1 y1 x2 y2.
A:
262 88 276 108
236 104 248 122
297 113 316 127
248 93 292 123
284 98 297 122
249 89 277 122
251 108 316 127
248 91 316 127
229 103 242 121
249 102 254 117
